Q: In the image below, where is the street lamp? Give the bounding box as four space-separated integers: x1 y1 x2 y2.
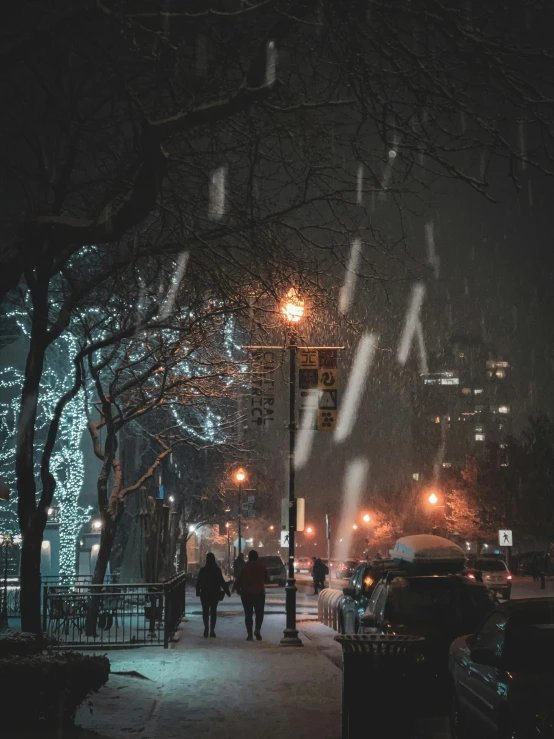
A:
362 514 371 523
428 493 438 505
352 524 358 530
281 287 304 648
92 519 102 530
234 467 247 559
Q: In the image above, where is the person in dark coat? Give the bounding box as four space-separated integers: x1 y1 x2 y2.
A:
312 558 328 595
196 552 230 638
531 554 540 583
233 552 245 580
232 550 270 641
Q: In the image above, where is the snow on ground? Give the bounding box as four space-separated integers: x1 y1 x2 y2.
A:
76 594 341 739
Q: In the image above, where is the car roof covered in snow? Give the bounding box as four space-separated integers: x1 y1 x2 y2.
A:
390 534 465 563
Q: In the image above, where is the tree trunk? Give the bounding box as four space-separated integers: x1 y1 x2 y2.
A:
85 510 118 637
19 527 43 635
17 278 49 634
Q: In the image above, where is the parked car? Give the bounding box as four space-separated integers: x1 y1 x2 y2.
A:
258 556 287 587
294 556 313 574
450 598 554 738
335 559 359 580
337 560 394 633
473 558 512 599
361 571 493 702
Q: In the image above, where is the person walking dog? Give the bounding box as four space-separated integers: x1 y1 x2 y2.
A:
196 552 231 638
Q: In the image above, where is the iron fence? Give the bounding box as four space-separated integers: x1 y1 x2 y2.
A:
41 573 186 648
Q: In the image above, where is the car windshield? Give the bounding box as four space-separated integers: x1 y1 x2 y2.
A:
505 603 554 672
475 560 506 572
389 580 492 633
341 560 358 568
260 557 282 567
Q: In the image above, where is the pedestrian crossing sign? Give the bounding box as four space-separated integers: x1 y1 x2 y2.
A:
498 529 513 547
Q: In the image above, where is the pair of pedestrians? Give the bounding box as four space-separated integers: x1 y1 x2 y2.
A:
195 550 270 641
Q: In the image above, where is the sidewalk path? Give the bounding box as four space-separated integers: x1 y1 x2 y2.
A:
77 603 341 739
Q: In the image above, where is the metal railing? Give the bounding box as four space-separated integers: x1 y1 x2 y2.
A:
318 588 343 631
41 573 186 648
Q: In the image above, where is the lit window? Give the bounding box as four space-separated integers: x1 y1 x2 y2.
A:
440 377 459 385
424 378 438 385
474 388 483 395
496 369 506 379
412 472 419 481
498 405 509 414
475 425 483 432
435 417 440 424
500 462 508 467
475 433 485 441
442 462 452 468
458 352 465 359
461 387 472 396
487 371 493 378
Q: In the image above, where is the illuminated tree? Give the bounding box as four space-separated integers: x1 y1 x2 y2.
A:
0 310 90 581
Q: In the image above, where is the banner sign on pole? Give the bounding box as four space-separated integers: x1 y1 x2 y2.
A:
249 350 276 427
298 348 340 431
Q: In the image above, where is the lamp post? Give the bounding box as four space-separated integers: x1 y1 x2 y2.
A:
427 491 445 534
280 288 304 647
234 468 247 559
225 522 231 575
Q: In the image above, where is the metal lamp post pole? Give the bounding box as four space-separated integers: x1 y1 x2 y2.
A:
281 335 302 647
238 484 242 559
0 539 9 629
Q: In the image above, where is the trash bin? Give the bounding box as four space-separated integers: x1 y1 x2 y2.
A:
334 634 425 739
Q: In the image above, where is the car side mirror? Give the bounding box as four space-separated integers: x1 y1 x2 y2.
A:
361 610 377 628
342 586 356 598
470 647 499 667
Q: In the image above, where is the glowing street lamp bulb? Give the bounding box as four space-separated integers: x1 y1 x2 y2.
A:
269 525 275 531
92 519 102 530
225 522 230 528
352 524 358 530
428 493 438 505
48 508 54 516
306 526 313 534
363 514 371 523
169 495 175 503
281 288 305 323
235 467 246 483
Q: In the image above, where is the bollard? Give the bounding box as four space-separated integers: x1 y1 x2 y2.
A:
334 634 424 739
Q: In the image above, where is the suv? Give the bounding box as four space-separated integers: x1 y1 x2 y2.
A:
258 556 287 587
473 558 512 599
337 560 394 633
362 572 493 699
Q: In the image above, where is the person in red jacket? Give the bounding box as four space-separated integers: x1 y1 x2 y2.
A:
232 549 270 641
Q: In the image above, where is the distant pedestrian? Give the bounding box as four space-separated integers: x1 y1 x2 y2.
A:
232 549 270 641
233 552 245 580
196 552 230 638
312 558 328 595
531 554 540 583
540 551 549 590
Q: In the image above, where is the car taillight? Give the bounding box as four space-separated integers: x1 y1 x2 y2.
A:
507 575 512 580
467 573 476 580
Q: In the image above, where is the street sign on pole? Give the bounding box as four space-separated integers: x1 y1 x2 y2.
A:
498 529 513 547
280 531 290 547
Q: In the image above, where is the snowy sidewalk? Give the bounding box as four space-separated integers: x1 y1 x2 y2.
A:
77 606 342 739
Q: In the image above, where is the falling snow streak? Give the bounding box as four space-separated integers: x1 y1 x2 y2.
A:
334 333 379 443
265 41 276 87
294 389 322 470
424 221 440 279
208 165 227 221
339 238 362 315
397 283 428 375
336 457 370 563
158 252 190 320
356 164 364 205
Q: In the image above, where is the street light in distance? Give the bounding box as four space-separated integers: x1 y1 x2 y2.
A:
235 467 247 483
428 492 438 505
281 287 305 323
306 526 314 534
352 524 358 530
362 514 371 523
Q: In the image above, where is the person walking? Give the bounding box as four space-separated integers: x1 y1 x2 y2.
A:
232 550 270 641
233 552 245 580
531 554 540 583
196 552 231 638
312 557 328 595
